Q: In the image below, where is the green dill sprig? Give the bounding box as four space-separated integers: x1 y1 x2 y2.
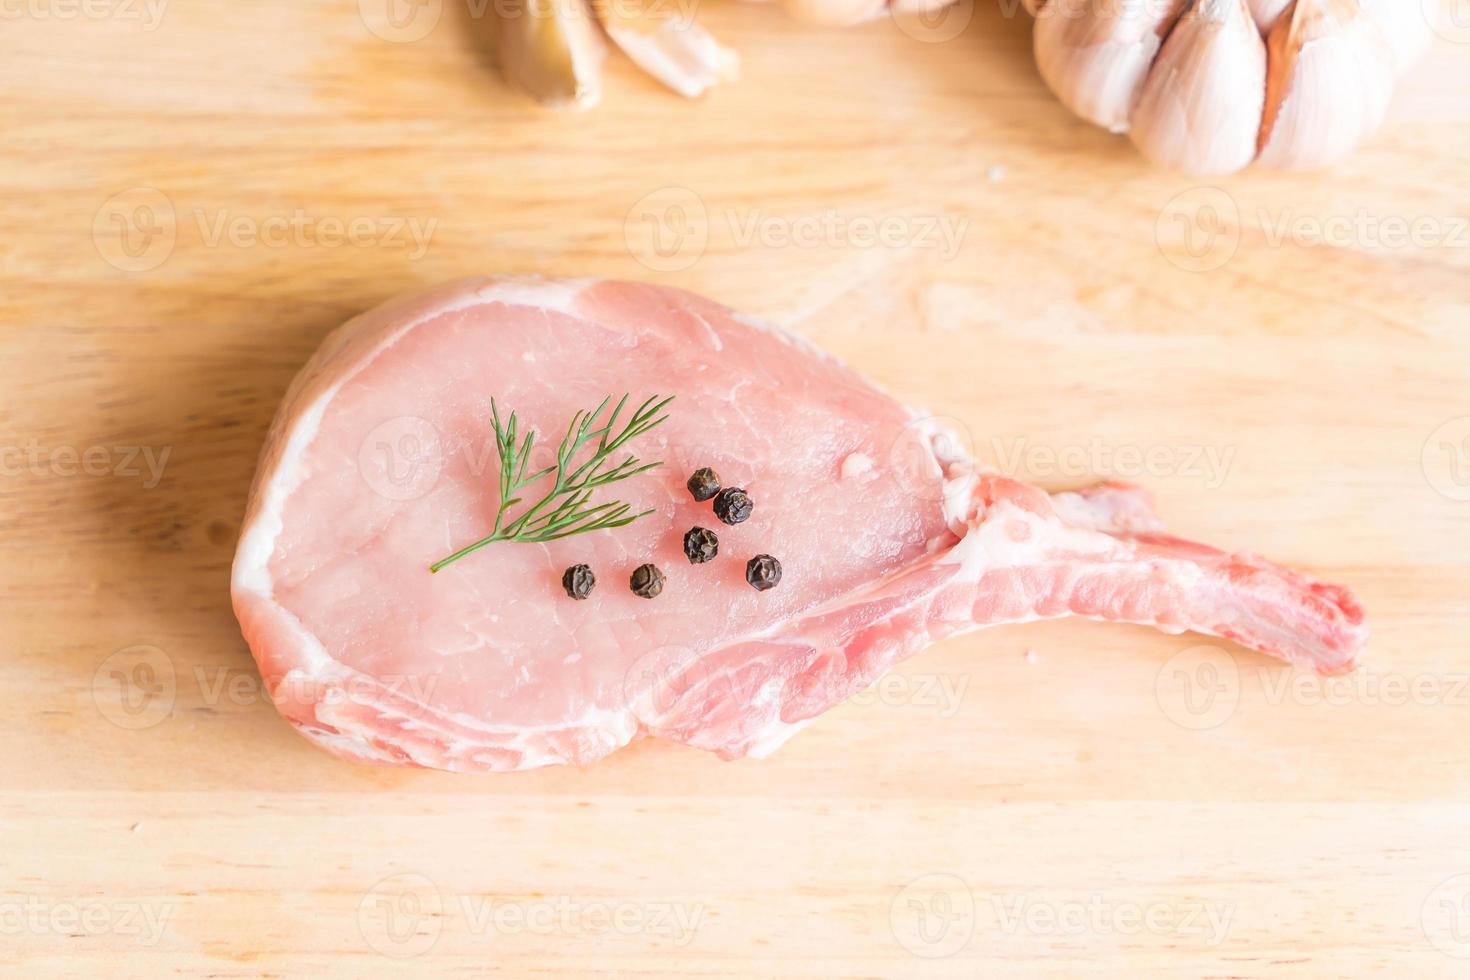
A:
429 394 673 573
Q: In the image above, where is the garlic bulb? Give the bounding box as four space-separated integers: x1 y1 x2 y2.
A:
1032 0 1429 173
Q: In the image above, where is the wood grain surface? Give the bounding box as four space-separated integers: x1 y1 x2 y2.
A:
3 0 1470 975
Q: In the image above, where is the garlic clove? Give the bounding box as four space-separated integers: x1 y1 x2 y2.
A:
1033 0 1187 134
496 0 607 109
777 0 888 26
1361 0 1431 76
1129 0 1267 175
594 0 739 98
1247 0 1292 32
1256 0 1395 170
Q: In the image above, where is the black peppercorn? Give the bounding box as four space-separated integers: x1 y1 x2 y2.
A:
630 563 665 598
686 467 721 502
561 564 596 600
682 526 719 564
745 554 782 592
712 487 753 525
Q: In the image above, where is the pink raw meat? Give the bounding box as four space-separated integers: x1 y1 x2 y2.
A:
232 277 1367 772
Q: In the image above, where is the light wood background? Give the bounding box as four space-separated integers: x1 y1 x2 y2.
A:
3 0 1470 975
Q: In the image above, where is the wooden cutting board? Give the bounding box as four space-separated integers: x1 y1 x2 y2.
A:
4 1 1469 975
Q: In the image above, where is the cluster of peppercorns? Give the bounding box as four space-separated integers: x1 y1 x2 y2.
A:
684 467 781 592
559 466 782 600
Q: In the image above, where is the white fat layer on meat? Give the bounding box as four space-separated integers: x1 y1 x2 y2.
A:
743 715 818 759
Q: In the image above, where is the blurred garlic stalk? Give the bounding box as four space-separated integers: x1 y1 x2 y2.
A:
496 0 608 108
594 0 739 97
495 0 737 107
1031 0 1431 173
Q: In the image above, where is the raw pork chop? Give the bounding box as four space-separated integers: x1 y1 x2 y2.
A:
232 277 1367 772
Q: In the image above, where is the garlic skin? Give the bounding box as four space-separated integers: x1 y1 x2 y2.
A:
496 0 607 110
594 0 739 98
1247 0 1292 32
1256 0 1395 170
1129 0 1267 175
1033 0 1186 133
